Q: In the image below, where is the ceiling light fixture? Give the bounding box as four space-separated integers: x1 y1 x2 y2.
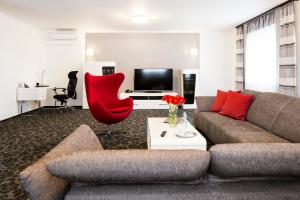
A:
131 14 149 24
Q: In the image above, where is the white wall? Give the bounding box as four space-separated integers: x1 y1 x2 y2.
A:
0 12 235 118
86 33 199 93
0 11 42 120
42 32 85 106
86 32 235 96
199 29 236 96
84 31 235 99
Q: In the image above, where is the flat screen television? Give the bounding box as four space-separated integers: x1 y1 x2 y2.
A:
134 68 173 92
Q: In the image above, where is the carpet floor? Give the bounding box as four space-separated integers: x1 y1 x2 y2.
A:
0 108 196 199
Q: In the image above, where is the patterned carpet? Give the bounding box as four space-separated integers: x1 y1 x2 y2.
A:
0 108 195 199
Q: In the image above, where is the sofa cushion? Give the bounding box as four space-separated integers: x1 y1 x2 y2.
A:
211 90 229 112
242 89 263 96
47 150 210 184
194 112 289 144
20 124 103 200
246 93 294 131
209 143 300 178
195 96 216 112
219 92 254 120
211 90 240 112
272 98 300 142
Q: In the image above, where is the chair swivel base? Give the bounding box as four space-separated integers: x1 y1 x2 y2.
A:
103 124 126 136
54 101 76 112
106 125 112 135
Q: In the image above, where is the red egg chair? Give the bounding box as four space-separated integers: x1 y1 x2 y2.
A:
85 72 133 134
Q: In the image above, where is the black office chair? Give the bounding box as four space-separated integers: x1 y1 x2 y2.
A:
53 71 78 109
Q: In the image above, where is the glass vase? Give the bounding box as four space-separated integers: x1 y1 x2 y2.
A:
169 104 178 127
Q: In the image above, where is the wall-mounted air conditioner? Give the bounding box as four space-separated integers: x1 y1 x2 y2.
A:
44 29 78 44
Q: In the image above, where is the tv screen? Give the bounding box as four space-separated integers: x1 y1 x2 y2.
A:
134 68 173 91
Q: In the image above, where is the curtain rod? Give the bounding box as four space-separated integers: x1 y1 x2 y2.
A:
235 0 298 28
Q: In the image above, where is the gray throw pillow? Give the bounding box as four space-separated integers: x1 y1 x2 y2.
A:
47 150 210 184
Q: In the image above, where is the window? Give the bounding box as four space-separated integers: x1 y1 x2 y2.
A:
245 24 277 92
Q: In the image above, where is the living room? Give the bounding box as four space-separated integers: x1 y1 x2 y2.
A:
0 0 300 199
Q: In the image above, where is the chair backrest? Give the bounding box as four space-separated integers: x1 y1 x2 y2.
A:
67 71 78 99
84 73 124 108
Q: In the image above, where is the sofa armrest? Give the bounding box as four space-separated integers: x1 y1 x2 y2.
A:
209 143 300 178
195 96 215 112
20 124 103 200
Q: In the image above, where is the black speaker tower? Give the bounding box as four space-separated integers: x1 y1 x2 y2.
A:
102 66 115 75
182 74 196 104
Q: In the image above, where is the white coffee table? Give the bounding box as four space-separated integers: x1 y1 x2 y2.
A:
147 117 207 150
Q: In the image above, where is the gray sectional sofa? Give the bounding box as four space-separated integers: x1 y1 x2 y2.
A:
20 90 300 200
194 90 299 144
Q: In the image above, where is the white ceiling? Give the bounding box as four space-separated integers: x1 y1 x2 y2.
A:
0 0 286 32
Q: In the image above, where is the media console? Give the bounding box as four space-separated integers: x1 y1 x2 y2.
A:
119 92 178 109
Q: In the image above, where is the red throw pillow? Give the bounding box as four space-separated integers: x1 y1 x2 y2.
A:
219 92 255 121
211 90 241 112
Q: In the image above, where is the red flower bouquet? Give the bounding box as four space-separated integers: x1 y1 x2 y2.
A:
162 95 185 127
162 95 186 105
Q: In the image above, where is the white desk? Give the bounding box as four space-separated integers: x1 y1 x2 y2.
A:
17 87 49 115
147 117 207 150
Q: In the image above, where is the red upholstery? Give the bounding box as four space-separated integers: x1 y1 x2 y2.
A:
211 90 241 112
220 92 255 121
85 73 133 125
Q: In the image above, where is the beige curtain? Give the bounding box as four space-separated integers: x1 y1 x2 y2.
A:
235 26 244 90
278 2 297 96
246 10 275 33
